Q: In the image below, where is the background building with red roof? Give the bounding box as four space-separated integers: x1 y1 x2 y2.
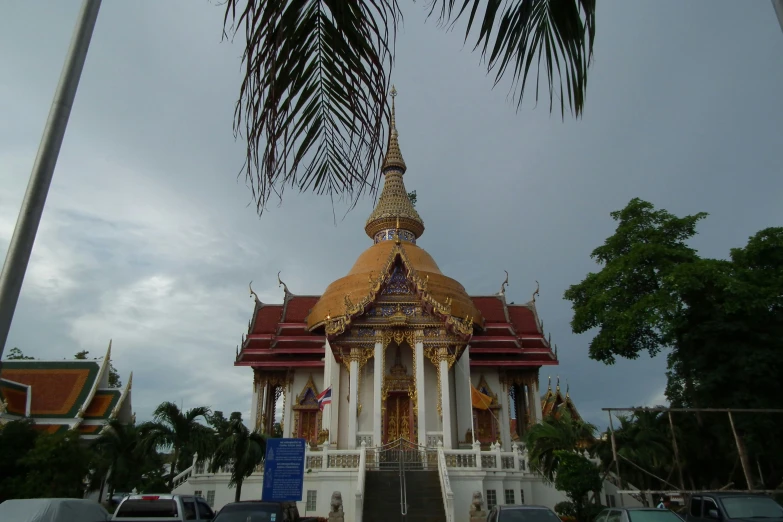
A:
0 341 133 439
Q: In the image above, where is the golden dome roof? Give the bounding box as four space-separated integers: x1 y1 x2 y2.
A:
306 87 482 335
306 240 484 332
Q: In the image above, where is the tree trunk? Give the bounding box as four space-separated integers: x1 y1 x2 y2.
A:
169 448 180 491
235 479 243 502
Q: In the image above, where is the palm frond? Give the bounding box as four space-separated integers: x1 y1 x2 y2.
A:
223 0 400 214
429 0 595 118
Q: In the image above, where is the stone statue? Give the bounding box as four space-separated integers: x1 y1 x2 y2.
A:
469 491 487 522
328 491 344 522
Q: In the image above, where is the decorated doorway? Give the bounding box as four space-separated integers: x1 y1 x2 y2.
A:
292 375 322 446
384 392 414 443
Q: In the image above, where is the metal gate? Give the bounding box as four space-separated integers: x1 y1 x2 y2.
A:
371 437 438 471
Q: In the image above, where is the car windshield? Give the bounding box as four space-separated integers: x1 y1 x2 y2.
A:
721 497 783 519
214 503 280 522
628 510 684 522
499 508 563 522
115 499 178 518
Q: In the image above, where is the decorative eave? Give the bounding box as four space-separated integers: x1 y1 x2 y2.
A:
110 372 133 420
76 340 112 421
315 241 476 340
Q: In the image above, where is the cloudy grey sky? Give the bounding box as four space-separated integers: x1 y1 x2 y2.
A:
1 1 781 430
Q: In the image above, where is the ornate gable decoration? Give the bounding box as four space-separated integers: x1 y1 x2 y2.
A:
476 374 500 408
293 374 320 411
324 244 474 338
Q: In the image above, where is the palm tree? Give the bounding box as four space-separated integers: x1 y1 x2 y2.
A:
221 0 596 214
209 417 267 502
91 419 150 502
524 410 597 481
139 402 214 490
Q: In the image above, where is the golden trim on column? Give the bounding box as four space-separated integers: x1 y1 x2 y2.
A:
424 345 457 419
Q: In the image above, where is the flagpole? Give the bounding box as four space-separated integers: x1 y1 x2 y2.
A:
0 0 102 359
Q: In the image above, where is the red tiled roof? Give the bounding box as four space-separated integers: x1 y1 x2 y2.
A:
251 305 284 335
32 424 70 434
77 424 102 434
283 296 319 323
507 305 540 335
0 361 99 419
471 296 509 323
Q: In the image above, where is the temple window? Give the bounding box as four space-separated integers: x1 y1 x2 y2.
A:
472 375 500 446
292 375 322 447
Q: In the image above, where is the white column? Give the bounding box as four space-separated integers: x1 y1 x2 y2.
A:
373 340 383 447
348 355 359 448
326 341 341 446
322 343 332 432
283 378 294 438
415 340 426 447
532 377 543 423
250 375 260 431
455 346 472 447
498 380 512 450
439 354 453 449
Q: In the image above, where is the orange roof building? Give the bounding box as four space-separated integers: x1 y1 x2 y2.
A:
0 341 133 438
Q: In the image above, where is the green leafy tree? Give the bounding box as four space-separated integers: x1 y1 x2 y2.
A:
17 430 91 498
407 191 417 208
221 0 595 214
524 410 596 481
0 419 39 501
139 402 214 490
565 198 783 489
209 416 267 502
5 347 34 360
74 351 122 388
91 420 158 500
554 450 603 522
271 422 283 438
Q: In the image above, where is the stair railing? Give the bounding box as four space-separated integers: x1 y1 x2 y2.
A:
436 441 455 522
398 444 408 516
355 441 367 522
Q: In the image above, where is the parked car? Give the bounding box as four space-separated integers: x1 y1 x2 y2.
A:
212 501 301 522
487 504 563 522
0 498 110 522
683 492 783 522
595 507 685 522
112 494 215 521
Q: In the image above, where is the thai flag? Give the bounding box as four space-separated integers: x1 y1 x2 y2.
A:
317 386 332 411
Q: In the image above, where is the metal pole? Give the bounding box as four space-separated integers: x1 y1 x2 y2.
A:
727 411 754 491
667 411 686 491
773 0 783 33
0 0 102 358
608 412 624 507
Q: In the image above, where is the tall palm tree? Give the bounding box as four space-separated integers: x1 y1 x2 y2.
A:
221 0 596 214
209 418 267 502
524 410 597 481
139 402 214 490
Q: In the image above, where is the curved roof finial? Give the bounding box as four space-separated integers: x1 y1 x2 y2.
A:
532 280 540 302
249 281 261 304
566 382 570 399
556 376 561 392
500 270 509 295
547 375 552 391
277 271 290 296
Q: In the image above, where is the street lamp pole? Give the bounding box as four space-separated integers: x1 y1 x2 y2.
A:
0 0 102 359
774 0 783 33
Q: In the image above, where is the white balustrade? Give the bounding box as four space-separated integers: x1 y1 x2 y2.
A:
436 442 455 522
355 442 367 522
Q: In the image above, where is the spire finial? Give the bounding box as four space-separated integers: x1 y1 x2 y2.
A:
556 376 561 392
547 376 552 391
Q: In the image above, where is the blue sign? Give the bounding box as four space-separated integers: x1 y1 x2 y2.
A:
261 438 306 502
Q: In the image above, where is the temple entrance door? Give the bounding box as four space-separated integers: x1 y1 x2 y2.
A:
473 408 498 445
383 392 414 444
297 410 318 444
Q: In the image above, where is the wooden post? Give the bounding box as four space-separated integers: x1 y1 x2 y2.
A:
608 412 624 506
668 411 686 490
727 411 754 491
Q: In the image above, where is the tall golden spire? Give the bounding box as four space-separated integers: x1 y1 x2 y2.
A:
382 86 406 173
365 86 424 242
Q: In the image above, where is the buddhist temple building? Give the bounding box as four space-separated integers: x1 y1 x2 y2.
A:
0 342 133 438
541 376 583 420
173 89 635 518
